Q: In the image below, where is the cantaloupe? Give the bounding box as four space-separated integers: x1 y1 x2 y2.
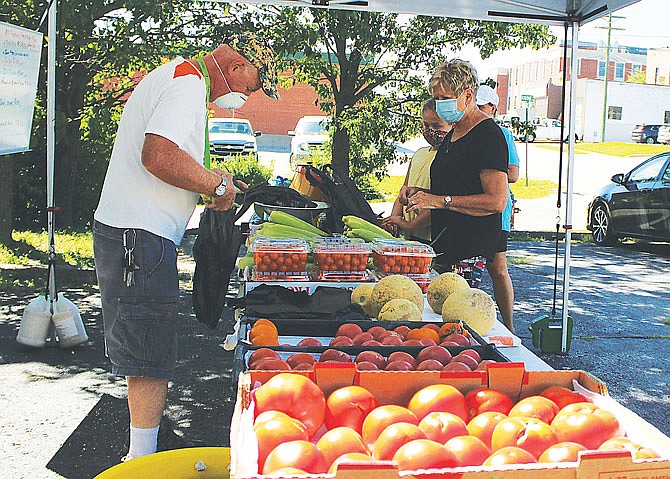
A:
369 275 424 318
426 273 470 314
351 283 376 318
378 298 422 321
441 288 496 336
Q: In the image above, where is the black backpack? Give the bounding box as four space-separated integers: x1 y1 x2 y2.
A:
304 164 379 233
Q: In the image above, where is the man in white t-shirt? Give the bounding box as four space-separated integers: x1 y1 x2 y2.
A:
476 84 520 333
93 34 278 461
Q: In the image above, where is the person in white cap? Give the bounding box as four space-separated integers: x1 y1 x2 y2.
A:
476 84 519 333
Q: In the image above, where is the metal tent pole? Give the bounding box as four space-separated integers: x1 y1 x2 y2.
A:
46 0 57 308
561 20 580 353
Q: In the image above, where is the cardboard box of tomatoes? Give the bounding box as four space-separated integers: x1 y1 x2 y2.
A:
229 364 670 479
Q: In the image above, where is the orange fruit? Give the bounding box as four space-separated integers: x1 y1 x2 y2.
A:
439 322 465 338
250 324 279 342
253 319 278 332
251 333 280 346
406 328 440 343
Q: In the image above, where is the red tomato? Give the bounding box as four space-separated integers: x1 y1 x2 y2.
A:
392 439 458 472
316 427 369 468
254 373 326 438
336 323 363 339
325 386 378 434
538 441 586 463
407 384 468 422
254 410 295 428
248 348 282 369
262 440 328 475
508 395 559 424
465 388 514 419
554 402 620 439
491 417 558 459
417 411 468 444
361 405 418 450
539 386 588 409
444 435 491 466
254 416 308 472
286 353 315 369
483 446 537 466
551 411 615 450
372 422 426 460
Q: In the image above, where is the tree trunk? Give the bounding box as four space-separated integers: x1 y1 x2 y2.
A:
0 155 14 244
331 127 351 177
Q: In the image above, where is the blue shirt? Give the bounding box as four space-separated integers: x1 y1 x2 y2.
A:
500 126 520 231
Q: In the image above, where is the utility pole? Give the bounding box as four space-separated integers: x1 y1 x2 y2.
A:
597 15 625 143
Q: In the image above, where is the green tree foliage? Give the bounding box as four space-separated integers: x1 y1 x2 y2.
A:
0 0 241 236
253 7 555 177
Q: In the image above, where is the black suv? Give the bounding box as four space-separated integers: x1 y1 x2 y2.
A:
631 124 661 144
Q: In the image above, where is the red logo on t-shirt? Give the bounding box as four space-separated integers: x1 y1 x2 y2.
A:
173 61 202 79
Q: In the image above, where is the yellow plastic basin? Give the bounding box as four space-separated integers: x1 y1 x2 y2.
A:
94 447 230 479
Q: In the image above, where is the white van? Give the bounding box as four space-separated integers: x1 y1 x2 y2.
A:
288 115 330 169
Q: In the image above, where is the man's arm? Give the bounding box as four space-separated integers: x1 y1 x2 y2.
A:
141 133 235 210
508 164 519 183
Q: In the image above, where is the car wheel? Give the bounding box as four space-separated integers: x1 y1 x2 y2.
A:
646 137 656 144
526 133 536 142
591 204 617 246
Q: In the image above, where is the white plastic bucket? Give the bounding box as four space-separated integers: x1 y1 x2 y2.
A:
52 293 88 348
16 294 52 347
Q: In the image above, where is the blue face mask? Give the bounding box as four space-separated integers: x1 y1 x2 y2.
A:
436 97 465 123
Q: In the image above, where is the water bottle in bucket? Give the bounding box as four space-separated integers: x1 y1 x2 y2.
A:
16 293 52 347
52 293 88 348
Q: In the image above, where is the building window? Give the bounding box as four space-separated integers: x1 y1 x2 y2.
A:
607 106 622 120
598 61 607 79
632 64 642 75
615 63 624 81
665 111 670 123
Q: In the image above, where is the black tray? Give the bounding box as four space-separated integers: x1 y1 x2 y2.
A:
239 316 488 347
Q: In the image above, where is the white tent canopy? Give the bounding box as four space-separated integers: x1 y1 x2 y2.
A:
224 0 639 25
45 0 640 352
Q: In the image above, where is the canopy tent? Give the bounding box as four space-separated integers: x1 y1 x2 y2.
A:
44 0 640 352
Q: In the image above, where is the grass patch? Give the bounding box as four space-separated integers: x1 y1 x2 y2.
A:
369 175 405 202
3 230 94 269
507 255 535 265
510 179 558 200
536 142 670 157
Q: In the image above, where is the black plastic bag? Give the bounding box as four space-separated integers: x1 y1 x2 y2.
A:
192 185 316 330
245 284 354 319
303 164 379 233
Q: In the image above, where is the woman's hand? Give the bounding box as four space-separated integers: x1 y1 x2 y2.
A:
406 190 446 213
382 215 409 232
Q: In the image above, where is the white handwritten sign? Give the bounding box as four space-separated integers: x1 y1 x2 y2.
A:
0 21 43 156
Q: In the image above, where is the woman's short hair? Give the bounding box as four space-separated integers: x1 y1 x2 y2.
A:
429 59 479 97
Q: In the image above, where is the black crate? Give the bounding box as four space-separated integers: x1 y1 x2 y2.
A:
239 316 488 347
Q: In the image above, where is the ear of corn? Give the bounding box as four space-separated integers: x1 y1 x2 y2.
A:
342 215 394 239
256 222 321 240
345 228 386 242
268 211 327 236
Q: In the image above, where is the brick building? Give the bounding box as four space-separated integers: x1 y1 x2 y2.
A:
210 78 327 135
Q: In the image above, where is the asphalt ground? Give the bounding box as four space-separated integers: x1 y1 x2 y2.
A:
1 236 669 479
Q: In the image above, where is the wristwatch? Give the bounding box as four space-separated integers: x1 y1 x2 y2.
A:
213 175 227 197
444 195 452 209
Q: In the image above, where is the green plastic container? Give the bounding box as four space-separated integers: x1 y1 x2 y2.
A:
529 315 574 353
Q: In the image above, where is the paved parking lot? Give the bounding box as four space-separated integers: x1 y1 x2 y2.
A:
1 236 669 478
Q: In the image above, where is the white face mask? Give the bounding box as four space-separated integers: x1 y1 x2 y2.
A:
211 55 248 110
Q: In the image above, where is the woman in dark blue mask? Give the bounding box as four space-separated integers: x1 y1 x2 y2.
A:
405 59 509 288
